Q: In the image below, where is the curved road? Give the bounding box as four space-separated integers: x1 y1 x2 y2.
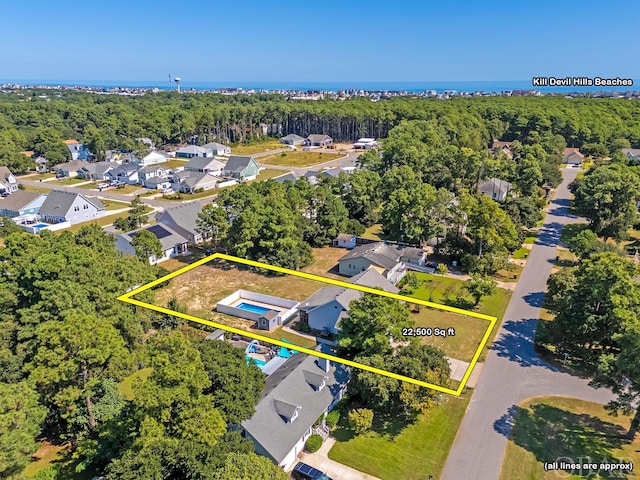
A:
441 168 615 480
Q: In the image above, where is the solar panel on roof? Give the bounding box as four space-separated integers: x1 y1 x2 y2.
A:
146 224 172 239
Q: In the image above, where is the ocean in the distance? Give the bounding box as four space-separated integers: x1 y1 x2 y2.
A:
2 79 638 93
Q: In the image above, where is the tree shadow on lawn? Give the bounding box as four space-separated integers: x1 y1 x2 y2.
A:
332 410 415 443
444 295 476 311
495 403 631 477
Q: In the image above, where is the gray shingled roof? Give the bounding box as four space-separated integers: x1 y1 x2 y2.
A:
181 171 218 188
202 142 229 151
306 134 332 143
0 166 15 184
156 201 202 233
338 242 406 271
623 148 640 157
0 190 43 211
241 347 349 464
274 173 296 183
280 134 305 142
122 224 188 251
55 160 90 172
80 162 114 176
184 157 225 171
38 190 104 217
478 177 511 196
177 145 207 155
225 155 256 174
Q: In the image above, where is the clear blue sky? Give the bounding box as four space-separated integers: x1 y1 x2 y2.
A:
2 0 638 83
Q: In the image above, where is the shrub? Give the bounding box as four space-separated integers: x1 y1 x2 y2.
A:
325 409 340 428
348 408 374 434
195 187 205 193
436 263 448 275
18 183 25 190
305 434 323 453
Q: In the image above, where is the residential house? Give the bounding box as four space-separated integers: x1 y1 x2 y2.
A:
0 191 46 218
77 162 116 181
298 269 399 334
175 145 211 159
0 166 18 194
106 163 141 185
174 171 219 193
53 160 90 178
34 156 48 173
156 201 206 244
115 224 188 265
400 246 427 266
332 233 356 249
320 167 348 178
280 134 306 146
489 140 514 159
273 173 297 184
202 142 231 155
478 177 512 202
304 134 333 147
622 148 640 162
38 190 105 225
138 165 172 184
133 151 168 167
241 349 349 470
224 155 260 180
64 140 91 161
338 242 415 283
144 177 173 190
353 138 378 150
562 148 584 165
184 157 225 175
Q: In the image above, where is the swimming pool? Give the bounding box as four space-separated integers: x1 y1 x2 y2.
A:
33 223 49 229
236 302 280 315
246 356 267 367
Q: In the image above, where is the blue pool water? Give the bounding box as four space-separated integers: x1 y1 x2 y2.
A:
278 347 292 358
236 302 280 315
246 356 267 367
33 223 48 228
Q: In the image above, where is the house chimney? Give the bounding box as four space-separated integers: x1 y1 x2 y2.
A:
318 356 330 372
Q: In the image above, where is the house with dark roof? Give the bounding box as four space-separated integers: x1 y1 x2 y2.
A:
489 140 514 159
241 347 349 470
202 142 231 155
304 134 333 147
53 160 91 178
38 190 105 225
478 177 512 202
273 173 297 184
173 171 219 193
280 134 306 146
138 165 173 188
175 145 211 159
155 201 205 244
184 157 225 175
0 166 18 194
77 162 116 181
298 269 399 334
622 148 640 162
106 163 142 185
224 155 260 180
333 233 356 249
115 224 189 265
0 191 46 218
338 242 417 283
562 148 584 165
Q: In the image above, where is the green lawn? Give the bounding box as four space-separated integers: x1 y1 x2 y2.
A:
231 141 283 155
524 234 537 244
500 396 639 480
118 367 153 400
162 159 188 168
22 184 53 194
49 177 88 186
559 223 587 245
512 247 530 259
101 199 130 211
329 390 472 480
259 151 341 167
361 223 384 240
27 173 56 181
405 273 512 361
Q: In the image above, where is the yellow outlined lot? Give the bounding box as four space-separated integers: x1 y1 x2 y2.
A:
117 253 496 396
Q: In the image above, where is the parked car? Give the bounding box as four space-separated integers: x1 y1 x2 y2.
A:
291 462 333 480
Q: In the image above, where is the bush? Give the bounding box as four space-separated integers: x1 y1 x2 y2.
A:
18 183 25 190
348 408 374 434
325 409 340 428
305 434 323 453
195 187 205 193
436 263 448 275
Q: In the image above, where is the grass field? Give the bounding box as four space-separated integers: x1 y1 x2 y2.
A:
258 151 340 167
500 396 639 480
231 141 283 155
118 367 153 400
162 159 188 169
49 177 88 186
361 223 384 240
21 442 95 480
22 184 53 194
405 273 511 361
512 247 530 259
328 390 472 480
101 199 130 211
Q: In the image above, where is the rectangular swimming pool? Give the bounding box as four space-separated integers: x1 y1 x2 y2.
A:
247 356 267 367
236 302 280 315
33 223 49 229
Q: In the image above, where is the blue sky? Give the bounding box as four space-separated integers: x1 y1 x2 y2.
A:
1 0 638 83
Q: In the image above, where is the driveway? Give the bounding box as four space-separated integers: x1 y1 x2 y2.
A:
441 168 615 480
297 438 381 480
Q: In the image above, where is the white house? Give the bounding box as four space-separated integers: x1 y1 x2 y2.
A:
0 191 46 217
280 134 306 146
332 233 356 249
184 157 225 175
37 190 105 225
176 145 211 159
155 202 206 245
478 178 512 202
115 224 189 265
622 148 640 162
562 148 584 165
304 134 333 147
0 166 19 194
202 142 231 156
338 242 419 283
134 151 168 167
353 138 378 150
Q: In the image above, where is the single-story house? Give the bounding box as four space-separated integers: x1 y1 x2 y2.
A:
489 140 513 159
332 233 356 249
106 164 141 185
133 151 168 167
65 140 91 161
0 191 46 218
144 177 173 190
280 134 306 146
175 171 219 193
0 166 19 194
298 269 399 334
225 155 260 180
622 148 640 162
304 134 333 147
176 145 211 159
338 242 414 284
184 157 225 175
562 148 584 165
34 156 48 173
202 142 231 156
77 162 116 181
241 348 349 470
320 167 348 178
53 160 90 178
273 173 297 184
115 224 189 265
38 190 105 225
400 246 427 266
155 201 206 244
353 138 378 150
478 177 512 202
138 165 171 184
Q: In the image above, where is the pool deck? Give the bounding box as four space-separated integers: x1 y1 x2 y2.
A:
230 298 283 312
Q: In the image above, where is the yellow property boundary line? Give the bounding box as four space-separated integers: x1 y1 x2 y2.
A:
117 253 497 396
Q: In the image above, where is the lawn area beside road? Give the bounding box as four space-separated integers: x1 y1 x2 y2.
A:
403 273 511 361
231 141 283 156
329 390 472 480
259 151 341 167
500 396 639 480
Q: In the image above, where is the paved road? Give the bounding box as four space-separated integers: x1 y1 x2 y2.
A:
441 168 615 480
